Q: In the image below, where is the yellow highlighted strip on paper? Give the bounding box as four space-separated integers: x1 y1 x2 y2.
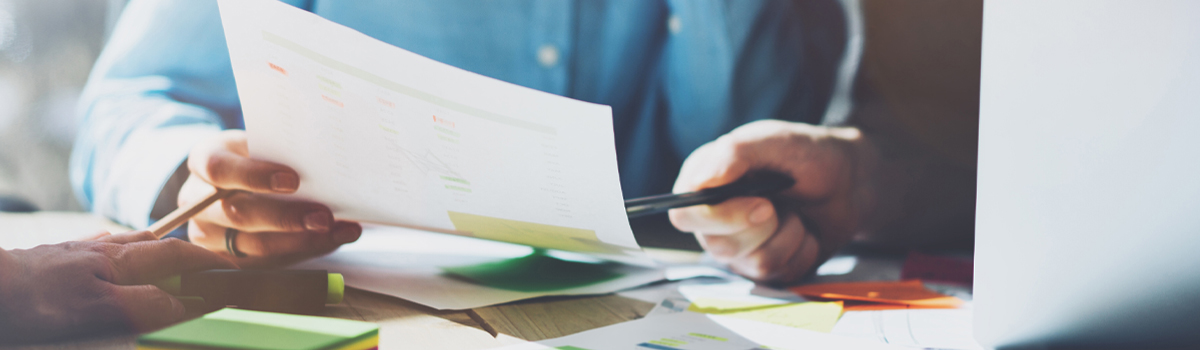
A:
446 211 634 255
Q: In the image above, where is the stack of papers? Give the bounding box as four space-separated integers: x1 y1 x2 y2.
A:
490 312 903 350
293 225 670 310
627 276 982 349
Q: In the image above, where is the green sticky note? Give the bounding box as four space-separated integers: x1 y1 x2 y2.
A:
443 250 624 292
137 308 378 350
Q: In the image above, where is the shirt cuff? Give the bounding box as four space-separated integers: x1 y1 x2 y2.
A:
94 124 221 230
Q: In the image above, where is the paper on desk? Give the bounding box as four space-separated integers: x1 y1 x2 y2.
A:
715 302 844 333
663 282 844 333
292 226 669 310
491 311 903 350
832 307 982 350
218 0 647 265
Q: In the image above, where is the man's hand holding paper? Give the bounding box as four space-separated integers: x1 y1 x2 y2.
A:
218 0 644 266
180 130 361 267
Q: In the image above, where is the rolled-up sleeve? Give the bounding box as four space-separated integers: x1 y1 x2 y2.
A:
70 0 243 229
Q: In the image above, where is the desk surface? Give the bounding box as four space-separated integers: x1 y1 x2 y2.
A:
0 212 668 350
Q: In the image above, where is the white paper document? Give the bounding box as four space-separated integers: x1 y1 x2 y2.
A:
218 0 644 262
293 225 667 310
832 308 982 350
491 312 906 350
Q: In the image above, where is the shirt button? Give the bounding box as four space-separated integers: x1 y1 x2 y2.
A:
537 44 560 68
668 15 683 34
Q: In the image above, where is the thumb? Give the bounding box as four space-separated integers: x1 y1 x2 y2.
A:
673 137 754 194
110 284 186 332
673 120 807 194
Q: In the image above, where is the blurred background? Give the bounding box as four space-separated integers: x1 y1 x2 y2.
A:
0 0 125 211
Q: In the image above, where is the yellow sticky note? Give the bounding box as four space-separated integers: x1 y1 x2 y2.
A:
720 301 844 333
687 298 785 314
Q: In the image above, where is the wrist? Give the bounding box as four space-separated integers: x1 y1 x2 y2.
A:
150 161 191 223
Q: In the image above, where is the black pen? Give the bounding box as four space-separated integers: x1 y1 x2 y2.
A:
625 171 796 219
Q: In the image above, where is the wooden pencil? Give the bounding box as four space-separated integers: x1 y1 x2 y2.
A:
148 188 237 238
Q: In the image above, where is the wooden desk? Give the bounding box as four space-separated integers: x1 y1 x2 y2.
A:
0 212 662 350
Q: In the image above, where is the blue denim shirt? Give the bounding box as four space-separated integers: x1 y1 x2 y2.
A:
71 0 845 229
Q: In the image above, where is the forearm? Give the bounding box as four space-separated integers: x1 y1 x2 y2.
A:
71 95 221 228
71 0 240 228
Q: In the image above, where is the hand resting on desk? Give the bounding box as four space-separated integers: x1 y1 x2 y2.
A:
0 231 236 343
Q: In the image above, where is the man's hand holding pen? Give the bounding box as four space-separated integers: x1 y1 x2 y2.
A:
669 120 879 284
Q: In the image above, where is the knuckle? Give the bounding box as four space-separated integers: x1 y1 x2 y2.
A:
87 254 118 282
251 235 274 256
160 238 187 256
274 213 300 232
131 231 157 242
85 241 119 256
728 140 755 159
204 154 228 183
91 282 120 303
222 198 252 227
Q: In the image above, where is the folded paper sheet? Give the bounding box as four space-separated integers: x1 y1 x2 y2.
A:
217 0 647 264
293 226 666 310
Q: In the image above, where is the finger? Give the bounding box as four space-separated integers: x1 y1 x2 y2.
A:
234 221 361 258
187 130 300 194
232 231 353 269
91 231 157 244
187 218 227 253
195 191 333 233
105 238 238 285
673 138 751 193
692 203 779 262
673 120 849 199
82 231 114 241
669 196 774 234
108 284 185 333
728 213 820 283
672 120 807 193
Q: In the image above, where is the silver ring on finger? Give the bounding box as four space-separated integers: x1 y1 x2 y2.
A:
225 227 248 258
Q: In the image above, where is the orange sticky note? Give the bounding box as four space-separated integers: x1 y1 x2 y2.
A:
841 301 915 311
789 280 963 309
